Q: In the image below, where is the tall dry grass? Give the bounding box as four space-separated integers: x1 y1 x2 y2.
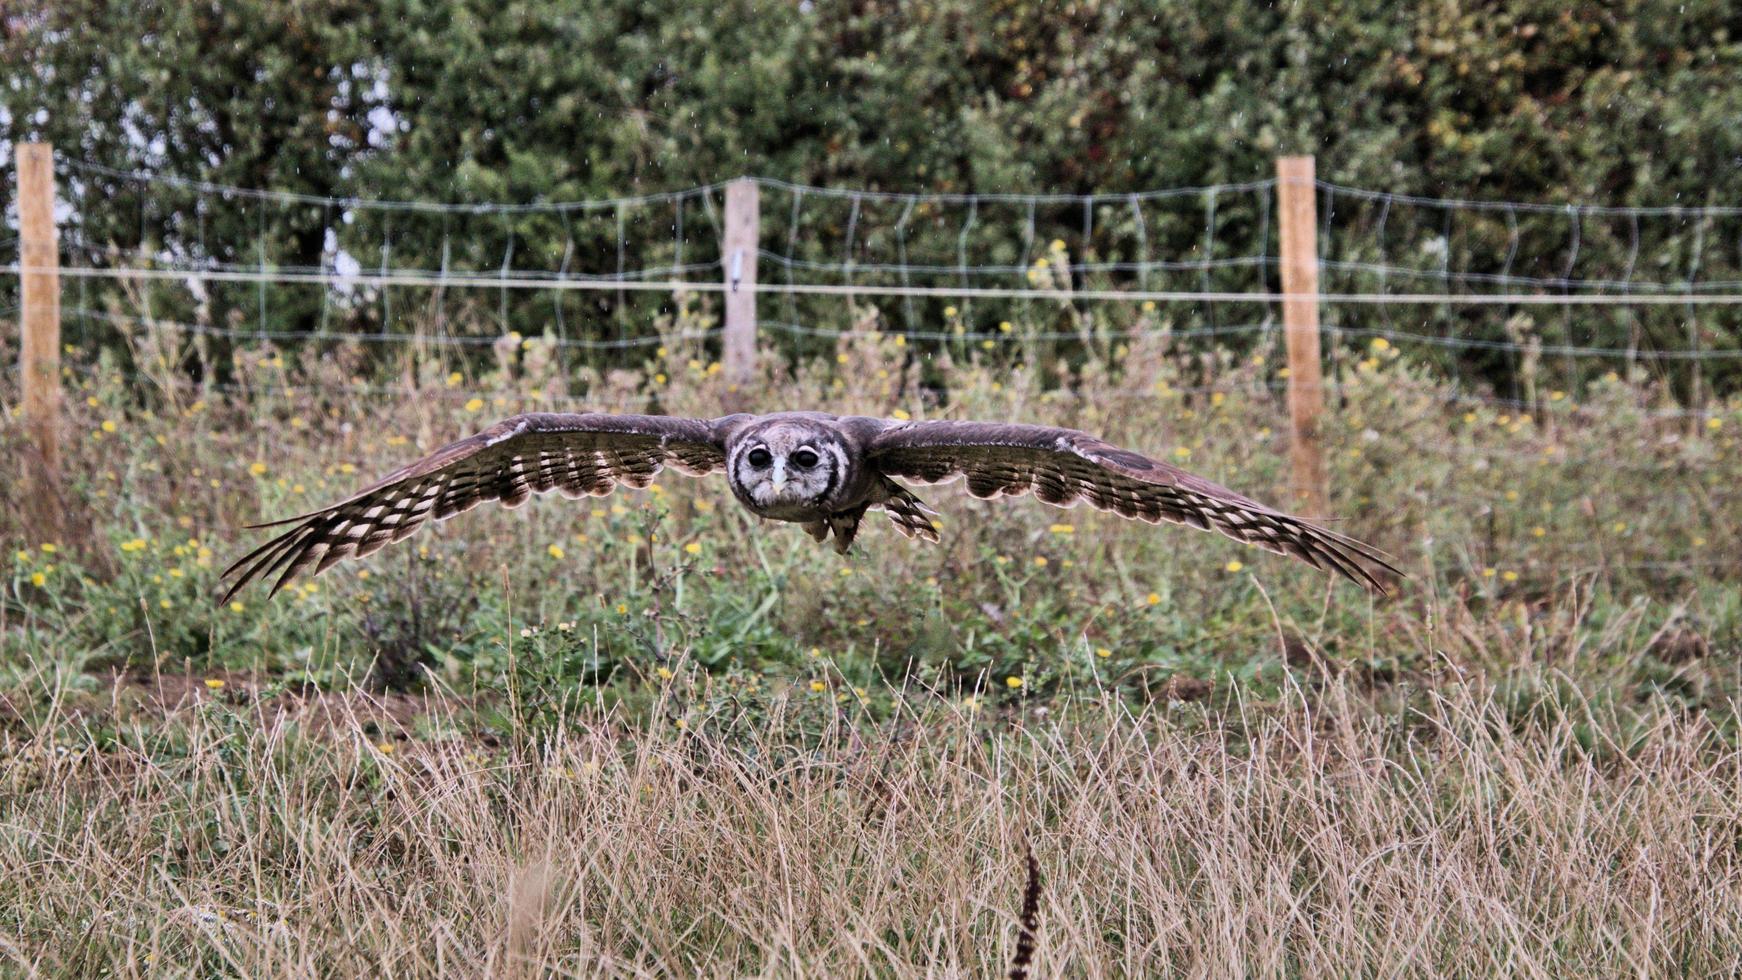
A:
2 677 1737 977
3 311 1741 975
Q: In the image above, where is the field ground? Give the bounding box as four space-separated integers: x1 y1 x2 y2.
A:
3 329 1741 975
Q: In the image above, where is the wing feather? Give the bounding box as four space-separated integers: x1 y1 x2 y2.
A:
220 412 739 603
867 419 1400 592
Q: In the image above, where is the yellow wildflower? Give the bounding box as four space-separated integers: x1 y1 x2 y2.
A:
548 544 566 559
464 398 484 412
1225 560 1244 573
1006 675 1024 689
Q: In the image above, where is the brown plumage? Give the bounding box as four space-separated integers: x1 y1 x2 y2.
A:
221 411 1400 602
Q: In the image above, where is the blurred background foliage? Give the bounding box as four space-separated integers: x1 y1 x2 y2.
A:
11 1 1742 209
12 0 1742 204
5 0 1742 396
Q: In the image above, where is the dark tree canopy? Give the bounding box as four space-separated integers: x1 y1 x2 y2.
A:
6 0 1742 393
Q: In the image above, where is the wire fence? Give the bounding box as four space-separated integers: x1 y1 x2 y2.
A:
5 155 1742 411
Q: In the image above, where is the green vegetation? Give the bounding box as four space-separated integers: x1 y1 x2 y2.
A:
5 330 1737 719
7 1 1742 392
5 3 1742 971
3 328 1740 971
14 2 1741 211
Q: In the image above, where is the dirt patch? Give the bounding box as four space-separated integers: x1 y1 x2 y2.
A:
1648 628 1711 664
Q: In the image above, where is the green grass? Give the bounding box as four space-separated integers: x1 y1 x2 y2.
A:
2 326 1739 974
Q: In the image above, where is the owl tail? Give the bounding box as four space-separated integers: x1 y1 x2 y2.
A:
878 480 941 544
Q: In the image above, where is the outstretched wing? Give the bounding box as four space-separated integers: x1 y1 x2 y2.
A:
221 412 741 602
866 419 1399 592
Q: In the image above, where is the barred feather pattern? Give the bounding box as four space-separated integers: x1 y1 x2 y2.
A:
220 413 727 603
869 421 1399 591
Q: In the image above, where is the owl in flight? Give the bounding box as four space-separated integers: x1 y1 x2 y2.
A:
221 412 1397 602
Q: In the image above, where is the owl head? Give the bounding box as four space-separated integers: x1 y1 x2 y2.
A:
728 419 848 513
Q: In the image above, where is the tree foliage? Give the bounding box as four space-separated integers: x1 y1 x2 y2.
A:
15 1 1741 203
6 0 1742 389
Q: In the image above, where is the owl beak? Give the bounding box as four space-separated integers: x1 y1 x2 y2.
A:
770 459 788 494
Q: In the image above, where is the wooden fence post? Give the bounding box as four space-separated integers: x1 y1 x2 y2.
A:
17 142 63 539
1276 155 1328 519
721 178 760 397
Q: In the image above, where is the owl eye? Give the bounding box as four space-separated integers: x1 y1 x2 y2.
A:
746 447 773 468
791 449 820 469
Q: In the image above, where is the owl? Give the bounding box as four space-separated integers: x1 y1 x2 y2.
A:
221 411 1397 602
